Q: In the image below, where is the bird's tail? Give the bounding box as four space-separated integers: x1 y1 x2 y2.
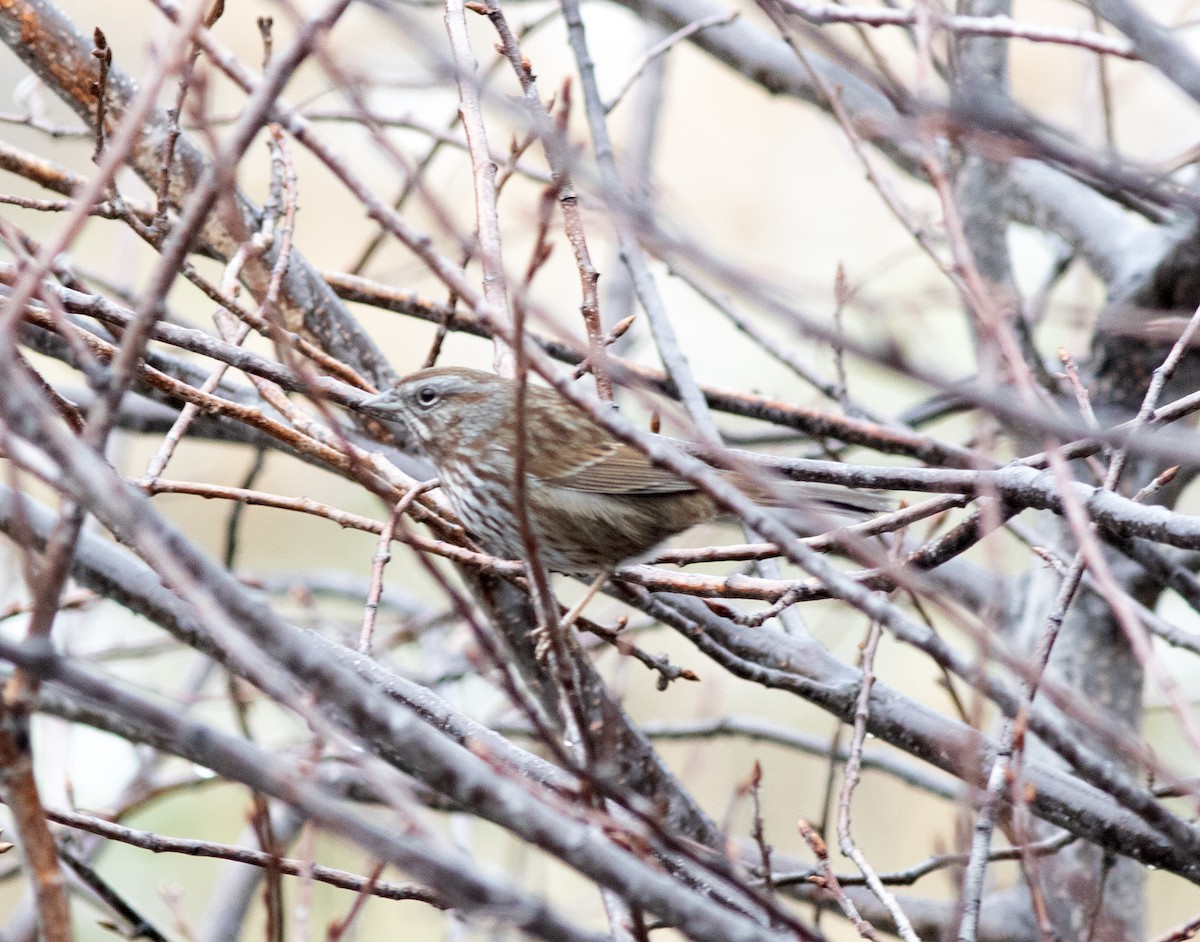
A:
727 472 895 520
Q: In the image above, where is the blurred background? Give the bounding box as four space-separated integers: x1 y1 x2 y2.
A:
0 0 1198 939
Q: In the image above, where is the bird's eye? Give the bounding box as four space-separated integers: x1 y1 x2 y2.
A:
416 386 440 408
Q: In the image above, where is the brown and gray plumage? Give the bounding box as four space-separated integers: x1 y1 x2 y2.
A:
358 367 888 573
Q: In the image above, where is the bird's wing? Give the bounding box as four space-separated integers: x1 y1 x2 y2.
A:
544 440 698 495
527 408 695 494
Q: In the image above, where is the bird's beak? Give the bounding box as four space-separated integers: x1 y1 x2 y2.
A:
355 389 403 417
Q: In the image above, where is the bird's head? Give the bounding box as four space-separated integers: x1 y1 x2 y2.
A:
357 367 510 455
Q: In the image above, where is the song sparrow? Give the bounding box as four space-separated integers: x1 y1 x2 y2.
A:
358 367 888 573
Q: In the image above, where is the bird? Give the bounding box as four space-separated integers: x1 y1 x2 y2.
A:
357 367 889 574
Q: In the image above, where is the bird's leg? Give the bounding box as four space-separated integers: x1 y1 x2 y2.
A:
534 571 611 660
558 571 611 634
